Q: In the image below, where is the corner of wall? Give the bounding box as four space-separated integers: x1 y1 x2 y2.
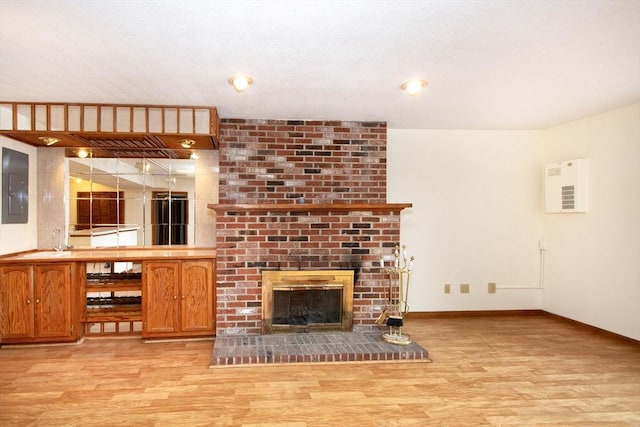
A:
541 102 640 340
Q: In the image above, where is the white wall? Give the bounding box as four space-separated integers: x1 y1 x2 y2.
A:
0 136 38 255
388 104 640 340
388 130 544 312
542 103 640 340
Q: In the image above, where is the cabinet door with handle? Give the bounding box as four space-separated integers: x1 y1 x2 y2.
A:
34 264 72 338
180 260 214 333
0 265 35 340
143 261 179 336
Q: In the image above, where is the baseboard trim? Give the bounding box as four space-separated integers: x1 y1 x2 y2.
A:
405 309 639 345
542 311 640 346
405 309 543 319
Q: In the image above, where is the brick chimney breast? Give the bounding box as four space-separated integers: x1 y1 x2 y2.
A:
215 119 401 336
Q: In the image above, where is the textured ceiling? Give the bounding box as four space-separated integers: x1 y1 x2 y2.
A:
1 0 639 130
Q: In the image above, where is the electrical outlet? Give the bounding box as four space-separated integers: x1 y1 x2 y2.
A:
444 283 451 294
488 282 496 293
460 283 470 294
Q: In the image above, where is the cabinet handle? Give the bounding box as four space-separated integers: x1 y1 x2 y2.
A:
173 295 177 300
181 295 186 300
27 299 31 304
35 299 40 304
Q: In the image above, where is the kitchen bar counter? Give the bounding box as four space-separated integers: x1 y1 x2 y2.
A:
1 246 217 344
0 247 216 264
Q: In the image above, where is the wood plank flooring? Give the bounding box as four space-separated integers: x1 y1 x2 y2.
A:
1 314 639 426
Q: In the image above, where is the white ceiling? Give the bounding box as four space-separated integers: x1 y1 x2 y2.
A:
1 0 639 130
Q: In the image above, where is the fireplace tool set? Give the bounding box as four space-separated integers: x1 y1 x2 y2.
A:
376 244 415 345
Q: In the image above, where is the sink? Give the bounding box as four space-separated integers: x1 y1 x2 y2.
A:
18 251 72 258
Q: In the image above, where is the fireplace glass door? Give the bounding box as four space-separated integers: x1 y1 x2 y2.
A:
272 288 343 327
261 270 354 334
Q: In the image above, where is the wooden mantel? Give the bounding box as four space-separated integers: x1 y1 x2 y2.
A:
207 203 412 213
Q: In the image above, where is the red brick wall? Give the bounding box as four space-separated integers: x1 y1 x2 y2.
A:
215 119 402 335
218 119 387 204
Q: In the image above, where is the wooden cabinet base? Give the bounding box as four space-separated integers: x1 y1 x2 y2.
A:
1 336 82 345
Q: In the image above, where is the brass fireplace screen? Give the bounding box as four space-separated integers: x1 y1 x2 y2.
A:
261 270 354 334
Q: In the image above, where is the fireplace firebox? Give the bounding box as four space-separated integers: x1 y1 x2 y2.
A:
262 270 354 334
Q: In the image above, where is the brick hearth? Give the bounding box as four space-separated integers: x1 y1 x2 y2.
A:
210 332 430 366
214 119 405 335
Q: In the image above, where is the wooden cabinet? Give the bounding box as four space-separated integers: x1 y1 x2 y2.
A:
0 263 80 344
181 261 215 333
142 260 215 338
143 261 179 335
0 265 34 339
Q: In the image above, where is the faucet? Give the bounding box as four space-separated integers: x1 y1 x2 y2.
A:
53 227 64 251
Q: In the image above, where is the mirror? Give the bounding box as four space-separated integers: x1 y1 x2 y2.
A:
64 149 218 248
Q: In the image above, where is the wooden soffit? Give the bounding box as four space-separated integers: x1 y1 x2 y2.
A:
0 102 219 158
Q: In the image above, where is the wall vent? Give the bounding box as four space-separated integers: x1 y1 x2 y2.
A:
545 159 588 213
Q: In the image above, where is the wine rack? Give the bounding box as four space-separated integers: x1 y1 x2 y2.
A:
83 262 142 336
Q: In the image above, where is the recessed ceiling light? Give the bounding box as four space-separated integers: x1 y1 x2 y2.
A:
228 74 253 92
400 79 428 95
38 136 60 146
179 138 196 148
77 149 89 158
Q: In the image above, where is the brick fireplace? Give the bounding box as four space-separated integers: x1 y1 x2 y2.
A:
211 119 410 335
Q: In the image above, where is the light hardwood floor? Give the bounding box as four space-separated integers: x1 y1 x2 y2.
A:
1 314 639 426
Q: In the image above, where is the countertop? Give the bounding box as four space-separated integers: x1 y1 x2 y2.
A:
0 247 216 263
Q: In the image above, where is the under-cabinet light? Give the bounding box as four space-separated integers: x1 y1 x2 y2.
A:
179 139 196 149
38 136 60 146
